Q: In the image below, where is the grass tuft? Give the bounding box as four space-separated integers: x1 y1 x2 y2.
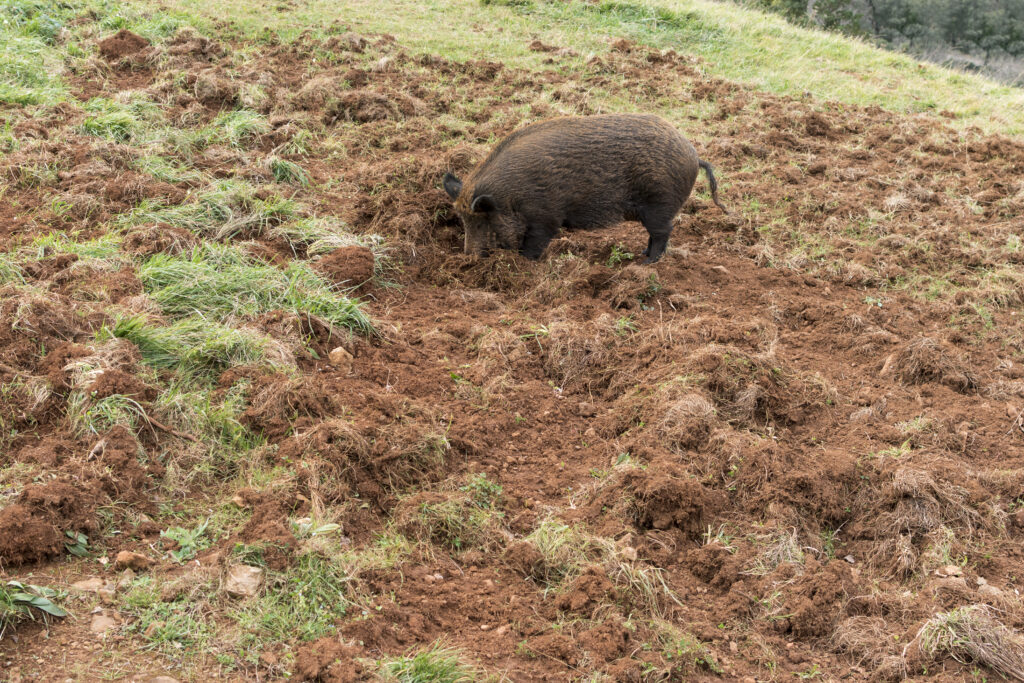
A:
917 605 1024 681
139 242 372 333
382 642 478 683
98 313 282 377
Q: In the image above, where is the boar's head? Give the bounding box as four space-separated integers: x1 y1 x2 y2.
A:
443 172 526 256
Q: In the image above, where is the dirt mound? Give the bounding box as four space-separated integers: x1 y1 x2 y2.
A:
122 224 196 257
325 89 424 123
554 565 616 616
293 639 366 682
623 455 724 538
97 30 150 60
780 558 856 638
230 490 304 571
315 246 376 289
0 480 98 566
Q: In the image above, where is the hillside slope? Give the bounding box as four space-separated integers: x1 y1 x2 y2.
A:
1 0 1024 681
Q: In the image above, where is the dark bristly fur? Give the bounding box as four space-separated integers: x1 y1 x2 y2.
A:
443 114 727 263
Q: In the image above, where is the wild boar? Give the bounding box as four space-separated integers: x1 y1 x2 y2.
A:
442 113 726 264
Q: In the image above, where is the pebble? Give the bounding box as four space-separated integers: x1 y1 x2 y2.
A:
329 346 354 373
224 564 264 598
71 578 105 592
114 551 153 571
89 613 118 634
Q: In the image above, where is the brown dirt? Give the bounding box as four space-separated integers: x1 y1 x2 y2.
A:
3 18 1024 683
314 245 376 290
97 30 150 61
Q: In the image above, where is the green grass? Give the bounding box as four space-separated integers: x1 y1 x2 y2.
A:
81 97 164 143
126 180 299 240
382 643 478 683
0 252 25 284
231 552 352 645
67 391 149 436
267 156 309 186
0 0 73 105
139 242 372 332
98 314 279 377
203 109 270 148
399 492 505 552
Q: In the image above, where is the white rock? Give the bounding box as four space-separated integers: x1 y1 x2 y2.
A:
328 346 353 373
71 578 105 592
90 613 118 634
224 564 263 598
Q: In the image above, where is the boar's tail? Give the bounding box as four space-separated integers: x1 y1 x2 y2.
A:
698 159 728 214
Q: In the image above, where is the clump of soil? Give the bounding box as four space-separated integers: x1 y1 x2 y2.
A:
623 454 724 538
882 337 978 392
315 246 376 290
293 639 367 682
97 30 150 60
0 480 99 566
325 89 424 123
121 224 196 257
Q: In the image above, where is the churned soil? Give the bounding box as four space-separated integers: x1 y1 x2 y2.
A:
2 16 1024 683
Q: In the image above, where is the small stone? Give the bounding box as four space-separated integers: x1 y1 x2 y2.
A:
90 613 118 634
729 641 738 653
231 493 248 508
976 576 988 586
483 579 495 589
494 625 509 636
937 565 963 577
1015 509 1024 528
620 546 638 562
432 573 444 582
1007 403 1021 419
879 353 896 377
97 588 116 605
224 564 264 598
71 578 105 592
577 402 597 418
328 346 353 373
711 265 730 276
114 551 152 571
143 620 164 638
844 555 856 564
480 624 491 631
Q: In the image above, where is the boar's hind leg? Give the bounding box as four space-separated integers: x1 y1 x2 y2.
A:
639 207 676 264
520 224 556 260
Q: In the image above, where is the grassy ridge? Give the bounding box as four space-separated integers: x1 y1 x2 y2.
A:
153 0 1024 135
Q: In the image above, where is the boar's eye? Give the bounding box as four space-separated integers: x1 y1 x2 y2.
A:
470 194 497 214
442 173 462 200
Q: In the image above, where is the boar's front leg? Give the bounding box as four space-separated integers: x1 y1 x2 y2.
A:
520 223 558 260
639 205 677 264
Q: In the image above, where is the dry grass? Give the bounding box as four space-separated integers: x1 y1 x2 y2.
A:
883 337 978 393
916 605 1024 681
833 616 907 681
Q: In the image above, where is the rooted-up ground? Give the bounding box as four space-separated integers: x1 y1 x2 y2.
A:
2 0 1024 681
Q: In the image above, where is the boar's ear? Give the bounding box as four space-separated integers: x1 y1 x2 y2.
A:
442 173 462 200
470 194 497 214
